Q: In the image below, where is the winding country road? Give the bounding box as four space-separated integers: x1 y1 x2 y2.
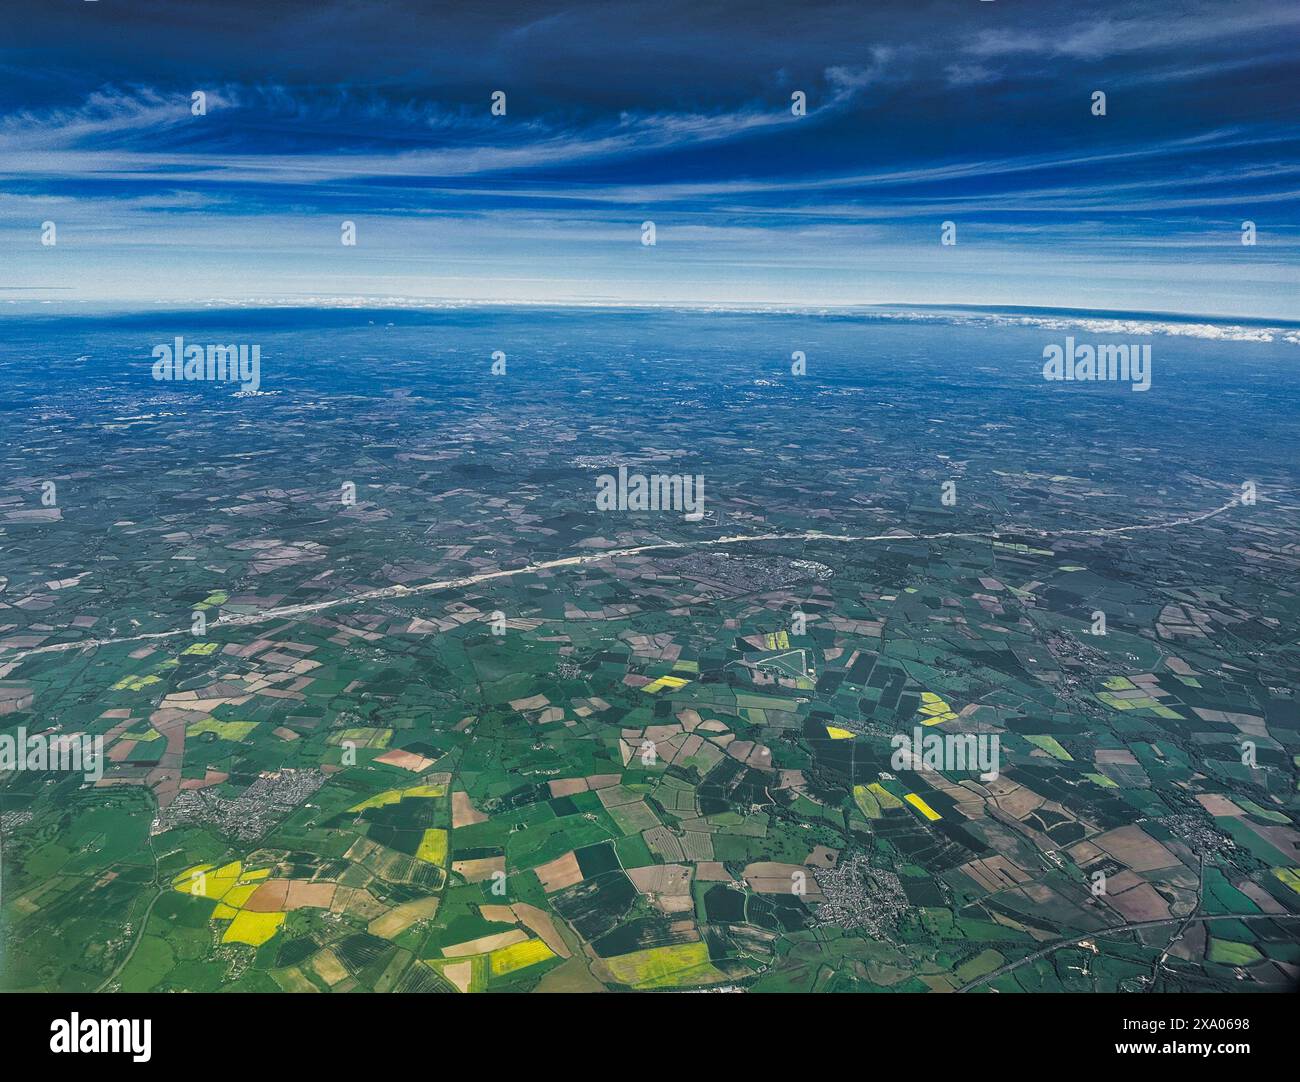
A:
0 496 1241 663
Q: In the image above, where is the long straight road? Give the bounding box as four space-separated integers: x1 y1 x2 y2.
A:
0 497 1241 663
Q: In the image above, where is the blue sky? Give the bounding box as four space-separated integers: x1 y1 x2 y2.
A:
1 0 1297 316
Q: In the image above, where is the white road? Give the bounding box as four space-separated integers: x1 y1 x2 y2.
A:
0 496 1241 663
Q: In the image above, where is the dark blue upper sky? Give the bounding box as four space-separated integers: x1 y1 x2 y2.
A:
2 0 1297 315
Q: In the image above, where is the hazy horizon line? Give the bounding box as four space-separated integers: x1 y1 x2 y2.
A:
4 295 1300 330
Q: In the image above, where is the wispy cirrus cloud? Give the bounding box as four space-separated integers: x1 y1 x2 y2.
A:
0 0 1295 315
0 81 861 182
963 4 1300 61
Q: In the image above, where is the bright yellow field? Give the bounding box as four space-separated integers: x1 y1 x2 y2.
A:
222 910 285 947
825 726 855 740
852 784 881 819
186 718 258 740
171 860 288 946
415 828 448 864
918 691 958 725
866 782 903 809
172 860 243 899
172 863 213 890
349 782 447 812
905 792 942 821
404 784 446 799
223 883 259 908
488 938 556 976
642 675 690 694
602 941 725 989
112 673 161 692
1024 734 1073 761
350 788 403 811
